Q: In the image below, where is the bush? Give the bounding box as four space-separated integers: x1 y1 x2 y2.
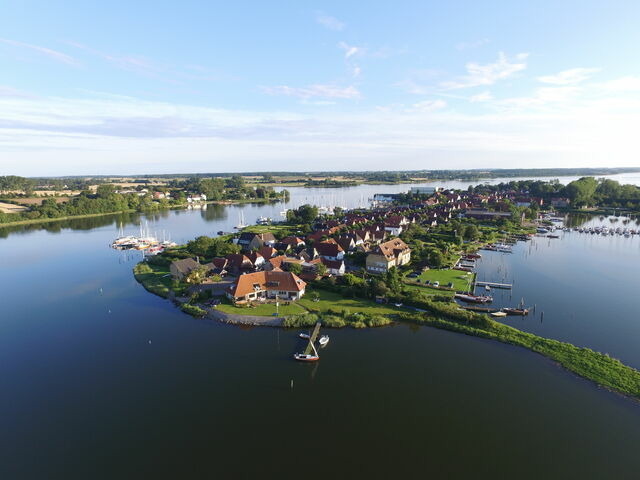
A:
322 315 346 328
180 304 207 317
283 313 318 328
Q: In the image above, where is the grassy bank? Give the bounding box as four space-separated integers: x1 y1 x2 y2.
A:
403 268 474 292
399 312 640 401
216 298 307 316
133 263 173 298
0 209 138 227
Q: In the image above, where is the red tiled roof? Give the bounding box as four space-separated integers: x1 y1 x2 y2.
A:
228 270 306 298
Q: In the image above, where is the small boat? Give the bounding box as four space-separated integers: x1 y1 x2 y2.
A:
318 335 330 346
484 285 491 291
298 332 310 339
293 353 319 362
491 311 507 317
503 308 529 316
234 211 246 229
547 234 560 239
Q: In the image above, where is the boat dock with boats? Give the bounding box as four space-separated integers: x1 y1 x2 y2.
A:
475 281 513 290
294 321 323 362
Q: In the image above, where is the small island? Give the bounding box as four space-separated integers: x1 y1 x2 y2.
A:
133 178 640 401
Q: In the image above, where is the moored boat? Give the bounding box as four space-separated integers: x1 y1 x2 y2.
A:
293 353 319 362
491 311 507 317
503 308 529 316
318 335 330 346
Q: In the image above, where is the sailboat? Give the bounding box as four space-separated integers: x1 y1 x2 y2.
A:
234 211 246 229
293 339 320 362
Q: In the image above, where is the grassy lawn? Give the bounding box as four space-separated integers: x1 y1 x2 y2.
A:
241 223 304 237
298 288 404 316
404 268 474 292
402 284 455 296
215 298 307 317
133 263 173 298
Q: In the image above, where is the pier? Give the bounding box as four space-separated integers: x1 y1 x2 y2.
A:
303 321 322 355
475 281 513 289
462 306 500 313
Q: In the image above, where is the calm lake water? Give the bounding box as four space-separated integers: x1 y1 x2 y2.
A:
1 181 640 478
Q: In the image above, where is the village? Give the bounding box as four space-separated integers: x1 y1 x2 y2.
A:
133 185 543 327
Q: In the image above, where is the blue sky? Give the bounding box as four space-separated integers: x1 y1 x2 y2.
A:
1 0 640 175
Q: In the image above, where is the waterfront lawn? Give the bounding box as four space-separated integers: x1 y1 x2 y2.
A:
133 263 173 298
215 298 307 317
402 284 455 297
298 288 404 316
241 223 305 238
405 269 474 292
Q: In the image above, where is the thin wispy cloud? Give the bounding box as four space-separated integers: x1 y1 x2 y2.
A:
456 38 489 50
64 41 163 76
0 38 79 66
470 91 493 102
316 12 346 31
2 84 640 174
538 68 600 85
600 76 640 92
410 99 447 112
441 52 528 89
0 85 35 98
261 84 361 99
338 42 363 77
338 41 360 59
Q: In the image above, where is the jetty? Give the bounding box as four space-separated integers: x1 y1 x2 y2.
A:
303 321 323 355
461 306 499 313
475 281 513 289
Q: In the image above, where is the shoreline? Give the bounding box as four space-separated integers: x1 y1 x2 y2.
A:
133 261 640 401
0 196 287 228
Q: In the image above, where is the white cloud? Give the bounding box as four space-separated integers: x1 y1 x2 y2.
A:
338 41 361 59
410 99 447 112
441 52 528 90
498 86 581 109
538 68 600 85
470 91 493 102
338 42 363 77
2 85 640 175
316 12 345 31
0 38 79 66
0 85 35 98
261 84 361 99
599 76 640 92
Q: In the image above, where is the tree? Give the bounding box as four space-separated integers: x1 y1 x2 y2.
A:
428 250 445 268
96 184 116 198
199 178 225 200
186 236 216 257
184 266 208 284
287 204 319 224
564 177 598 207
315 263 328 276
227 175 245 190
384 267 402 294
287 262 302 275
463 225 480 241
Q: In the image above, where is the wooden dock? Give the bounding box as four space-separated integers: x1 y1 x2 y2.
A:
462 306 499 313
475 281 512 289
303 321 322 355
